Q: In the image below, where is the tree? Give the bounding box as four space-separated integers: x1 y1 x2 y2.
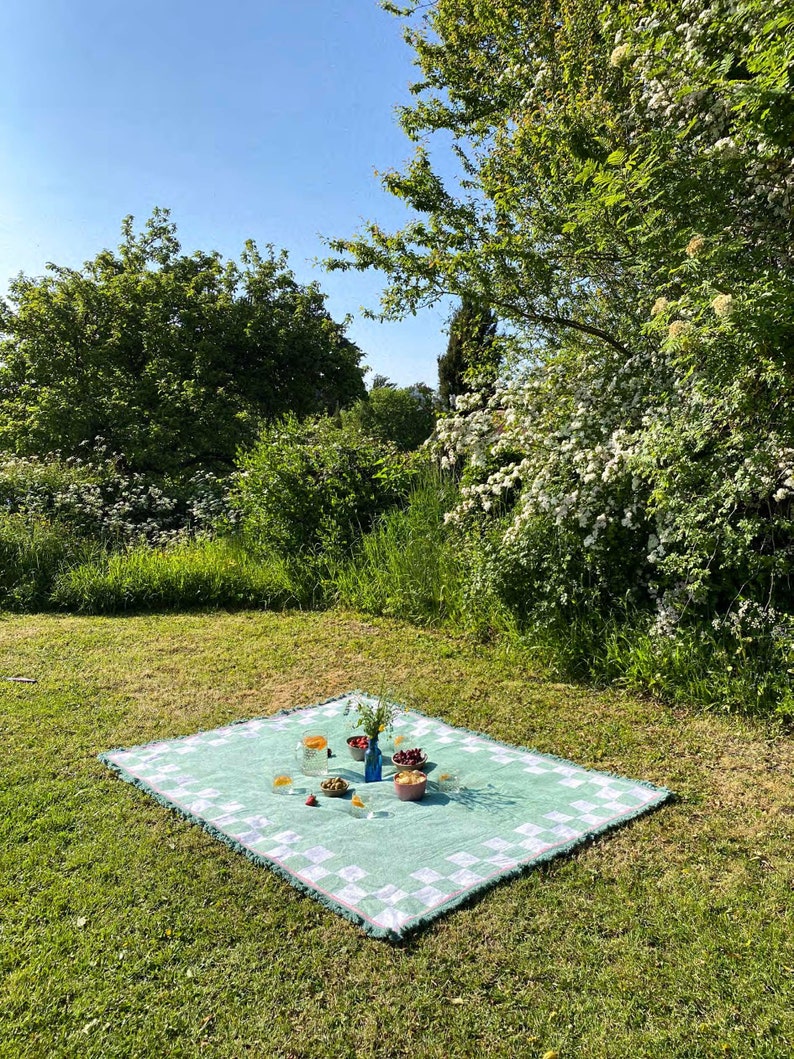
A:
332 1 792 347
0 209 366 474
329 0 794 630
343 377 437 451
438 295 498 408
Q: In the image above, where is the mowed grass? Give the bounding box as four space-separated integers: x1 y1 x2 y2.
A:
1 611 792 1059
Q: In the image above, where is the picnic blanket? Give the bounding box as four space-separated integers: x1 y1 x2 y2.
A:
99 692 671 941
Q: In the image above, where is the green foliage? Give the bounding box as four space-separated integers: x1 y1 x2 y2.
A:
342 379 437 450
231 414 419 558
343 692 403 740
51 538 314 614
334 467 466 624
0 450 240 613
519 609 794 720
0 451 230 545
328 0 794 699
0 513 91 611
0 209 365 474
438 296 498 408
334 463 794 716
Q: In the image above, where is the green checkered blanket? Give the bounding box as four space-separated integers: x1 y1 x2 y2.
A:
100 692 671 940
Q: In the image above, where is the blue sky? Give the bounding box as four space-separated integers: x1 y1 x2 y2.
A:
0 0 451 387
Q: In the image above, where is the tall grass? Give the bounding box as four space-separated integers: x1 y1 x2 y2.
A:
333 469 467 625
51 537 318 614
597 618 794 718
0 513 96 611
500 612 794 720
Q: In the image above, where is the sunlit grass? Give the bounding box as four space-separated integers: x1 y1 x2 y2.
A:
51 537 318 613
1 610 792 1058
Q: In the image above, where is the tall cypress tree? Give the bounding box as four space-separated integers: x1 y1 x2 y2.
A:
438 296 498 408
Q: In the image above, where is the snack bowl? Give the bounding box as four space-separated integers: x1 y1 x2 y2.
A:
347 736 368 761
319 776 350 798
392 749 427 771
393 770 428 802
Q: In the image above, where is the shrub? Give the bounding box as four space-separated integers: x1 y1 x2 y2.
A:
0 451 231 546
231 415 419 558
342 382 437 451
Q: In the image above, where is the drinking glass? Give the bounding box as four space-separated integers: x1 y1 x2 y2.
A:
272 769 295 794
436 769 462 793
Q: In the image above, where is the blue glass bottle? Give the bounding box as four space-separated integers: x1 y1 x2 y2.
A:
364 736 382 782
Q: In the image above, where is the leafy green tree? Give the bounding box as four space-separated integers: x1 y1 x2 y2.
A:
343 378 437 450
330 0 794 631
0 209 365 474
438 296 498 408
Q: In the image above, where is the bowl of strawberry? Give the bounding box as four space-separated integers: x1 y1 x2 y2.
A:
346 735 369 761
392 747 427 771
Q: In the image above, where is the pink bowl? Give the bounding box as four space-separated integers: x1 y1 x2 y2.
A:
394 772 428 802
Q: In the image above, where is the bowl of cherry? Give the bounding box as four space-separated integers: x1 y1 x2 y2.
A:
347 735 369 761
392 747 428 771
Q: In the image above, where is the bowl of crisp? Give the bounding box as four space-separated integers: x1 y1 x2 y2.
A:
393 769 428 802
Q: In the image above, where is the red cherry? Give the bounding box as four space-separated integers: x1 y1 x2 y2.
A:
305 794 318 806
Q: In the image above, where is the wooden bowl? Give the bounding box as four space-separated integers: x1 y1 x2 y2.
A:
319 777 350 798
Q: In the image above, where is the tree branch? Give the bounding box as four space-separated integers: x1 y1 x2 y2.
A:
491 298 632 358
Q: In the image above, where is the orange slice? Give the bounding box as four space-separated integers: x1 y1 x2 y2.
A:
273 774 293 788
303 735 328 751
351 794 365 808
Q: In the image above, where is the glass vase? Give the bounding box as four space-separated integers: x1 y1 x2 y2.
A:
364 736 382 783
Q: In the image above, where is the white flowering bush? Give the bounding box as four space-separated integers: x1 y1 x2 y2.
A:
332 0 794 711
0 448 232 546
433 351 794 626
0 448 235 610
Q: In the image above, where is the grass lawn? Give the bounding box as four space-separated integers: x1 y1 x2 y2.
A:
1 610 792 1058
